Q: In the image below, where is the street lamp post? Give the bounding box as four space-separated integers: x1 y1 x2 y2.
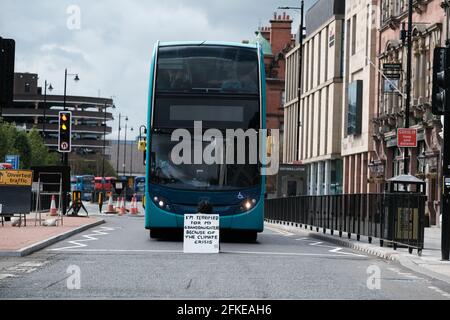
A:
129 127 134 176
279 1 305 161
116 113 121 175
42 80 53 138
62 68 79 216
116 114 127 176
123 118 129 177
62 68 80 167
403 0 413 175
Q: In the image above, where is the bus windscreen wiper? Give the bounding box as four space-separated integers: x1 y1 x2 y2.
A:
191 88 222 93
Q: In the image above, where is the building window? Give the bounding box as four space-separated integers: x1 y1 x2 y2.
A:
347 80 363 136
351 14 357 56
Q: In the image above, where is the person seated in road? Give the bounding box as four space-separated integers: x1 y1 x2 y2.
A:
197 200 213 214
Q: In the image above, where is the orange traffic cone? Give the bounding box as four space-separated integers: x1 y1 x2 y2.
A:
50 195 58 216
119 197 126 216
105 193 115 214
115 197 120 213
130 196 138 215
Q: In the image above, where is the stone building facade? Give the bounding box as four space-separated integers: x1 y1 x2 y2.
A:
341 0 378 194
283 0 346 195
372 0 446 225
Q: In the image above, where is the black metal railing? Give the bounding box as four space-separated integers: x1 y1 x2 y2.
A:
265 193 426 254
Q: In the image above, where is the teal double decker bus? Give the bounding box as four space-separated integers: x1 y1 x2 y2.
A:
145 41 266 241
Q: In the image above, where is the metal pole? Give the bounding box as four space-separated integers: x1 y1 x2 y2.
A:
296 0 304 161
442 3 450 261
43 80 47 138
116 114 121 175
443 114 450 260
62 69 68 215
123 122 127 177
130 133 133 177
403 0 413 175
102 101 107 178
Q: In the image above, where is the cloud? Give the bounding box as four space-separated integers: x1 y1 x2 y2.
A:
1 0 310 138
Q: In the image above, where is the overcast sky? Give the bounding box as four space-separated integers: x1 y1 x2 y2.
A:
0 0 313 139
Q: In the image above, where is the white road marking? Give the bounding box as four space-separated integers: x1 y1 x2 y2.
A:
48 227 115 251
0 274 16 280
428 286 450 298
296 236 367 257
387 267 422 280
45 248 367 258
0 260 49 282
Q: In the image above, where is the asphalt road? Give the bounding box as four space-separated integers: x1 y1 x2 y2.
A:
1 213 450 299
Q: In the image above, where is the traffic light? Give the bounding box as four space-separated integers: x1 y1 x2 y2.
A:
58 111 72 153
432 47 450 115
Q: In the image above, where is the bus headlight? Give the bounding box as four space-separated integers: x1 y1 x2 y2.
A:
152 196 170 210
240 199 257 212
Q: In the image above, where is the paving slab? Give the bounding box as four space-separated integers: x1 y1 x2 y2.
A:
0 215 105 257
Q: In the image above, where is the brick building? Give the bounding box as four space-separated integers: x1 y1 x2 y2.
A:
247 12 295 135
371 0 446 225
245 12 295 196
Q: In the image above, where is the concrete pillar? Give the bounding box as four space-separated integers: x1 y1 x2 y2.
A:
324 160 331 195
355 153 361 194
310 163 317 196
343 156 349 194
317 161 323 195
362 153 368 194
349 155 354 194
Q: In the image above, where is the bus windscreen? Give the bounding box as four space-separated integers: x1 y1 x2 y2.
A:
156 45 259 95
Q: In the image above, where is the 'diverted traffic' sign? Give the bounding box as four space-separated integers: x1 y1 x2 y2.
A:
0 170 33 186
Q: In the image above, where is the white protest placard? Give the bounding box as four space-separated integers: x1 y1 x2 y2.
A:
183 214 220 253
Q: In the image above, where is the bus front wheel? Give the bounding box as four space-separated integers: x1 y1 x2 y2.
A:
150 229 164 239
244 231 258 242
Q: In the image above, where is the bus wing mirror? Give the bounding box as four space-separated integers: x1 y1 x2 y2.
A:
138 125 147 153
138 139 146 152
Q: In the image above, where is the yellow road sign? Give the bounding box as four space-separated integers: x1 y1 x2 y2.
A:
0 170 33 186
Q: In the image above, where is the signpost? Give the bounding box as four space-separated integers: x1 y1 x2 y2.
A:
0 170 33 186
183 214 220 253
5 155 19 170
397 128 417 148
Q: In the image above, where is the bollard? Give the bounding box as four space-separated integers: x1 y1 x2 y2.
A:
98 192 103 213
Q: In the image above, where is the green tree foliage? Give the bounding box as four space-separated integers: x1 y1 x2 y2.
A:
12 131 31 169
0 120 59 168
27 129 59 166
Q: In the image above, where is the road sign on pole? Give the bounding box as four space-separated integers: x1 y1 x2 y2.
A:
5 155 19 170
397 128 417 148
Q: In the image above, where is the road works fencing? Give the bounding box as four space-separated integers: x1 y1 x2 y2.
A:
265 193 427 255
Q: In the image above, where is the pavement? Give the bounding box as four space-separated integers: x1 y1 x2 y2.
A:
1 214 450 299
0 213 105 257
265 220 450 286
